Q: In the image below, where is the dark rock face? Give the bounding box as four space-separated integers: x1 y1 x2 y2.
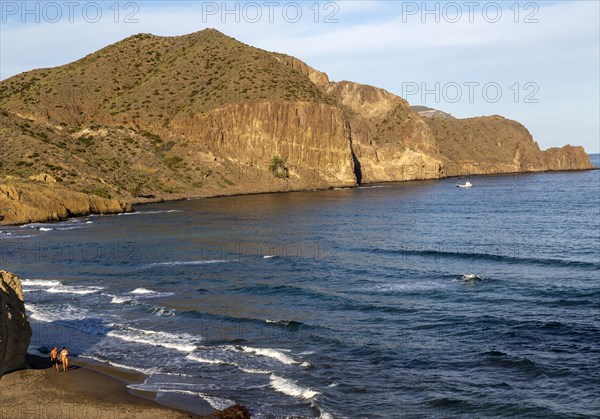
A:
209 405 251 419
0 270 32 376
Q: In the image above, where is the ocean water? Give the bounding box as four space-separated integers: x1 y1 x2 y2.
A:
1 156 598 418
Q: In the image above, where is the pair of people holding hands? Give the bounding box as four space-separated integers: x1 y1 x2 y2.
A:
49 347 69 372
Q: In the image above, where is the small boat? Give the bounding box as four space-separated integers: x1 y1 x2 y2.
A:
457 181 472 188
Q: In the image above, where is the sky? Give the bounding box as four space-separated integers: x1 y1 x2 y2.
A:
1 0 598 153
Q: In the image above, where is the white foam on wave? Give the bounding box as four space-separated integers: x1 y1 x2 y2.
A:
26 303 90 322
187 349 273 375
263 255 276 259
83 355 157 375
22 279 61 288
108 289 174 306
198 393 236 411
234 346 299 366
118 209 183 216
46 285 104 295
270 374 320 400
20 222 44 229
319 410 335 419
110 295 133 304
186 353 232 366
22 279 103 295
238 366 272 375
150 306 176 317
265 319 300 327
107 324 199 353
129 288 175 298
20 220 92 231
127 384 235 410
0 233 35 239
130 288 155 295
457 274 485 284
147 259 230 267
20 222 63 229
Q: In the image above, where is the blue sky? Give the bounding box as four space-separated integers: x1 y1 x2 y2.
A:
1 1 598 152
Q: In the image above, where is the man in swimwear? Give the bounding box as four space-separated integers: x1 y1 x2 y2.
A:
49 347 59 372
60 347 69 372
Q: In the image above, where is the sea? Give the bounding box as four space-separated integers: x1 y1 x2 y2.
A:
1 155 598 418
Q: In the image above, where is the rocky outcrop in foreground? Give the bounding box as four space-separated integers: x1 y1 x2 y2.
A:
0 270 31 376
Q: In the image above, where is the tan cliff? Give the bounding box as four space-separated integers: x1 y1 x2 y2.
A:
0 270 31 376
0 29 594 224
169 101 357 186
424 115 594 176
0 181 131 225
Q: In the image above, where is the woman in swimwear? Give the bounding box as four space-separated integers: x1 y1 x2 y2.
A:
60 347 69 372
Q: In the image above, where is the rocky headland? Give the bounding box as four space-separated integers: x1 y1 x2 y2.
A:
0 29 593 225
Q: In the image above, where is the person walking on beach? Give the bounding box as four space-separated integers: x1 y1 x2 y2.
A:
60 347 69 372
49 347 59 372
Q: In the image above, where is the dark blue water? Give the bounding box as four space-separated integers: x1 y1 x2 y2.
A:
1 156 599 418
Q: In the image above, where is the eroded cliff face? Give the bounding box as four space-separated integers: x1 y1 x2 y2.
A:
324 81 444 183
170 101 357 186
0 270 31 376
423 115 594 176
542 146 594 171
0 181 131 225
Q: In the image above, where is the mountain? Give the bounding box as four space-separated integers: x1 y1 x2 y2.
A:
0 29 593 224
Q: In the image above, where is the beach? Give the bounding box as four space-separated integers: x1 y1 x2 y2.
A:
0 353 250 419
0 354 193 419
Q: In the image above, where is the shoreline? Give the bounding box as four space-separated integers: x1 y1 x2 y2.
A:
1 164 598 227
0 352 249 419
0 353 192 419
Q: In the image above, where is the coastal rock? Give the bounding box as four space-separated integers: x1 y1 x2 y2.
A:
0 270 31 376
209 405 251 419
543 145 594 171
423 115 595 176
0 181 131 225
